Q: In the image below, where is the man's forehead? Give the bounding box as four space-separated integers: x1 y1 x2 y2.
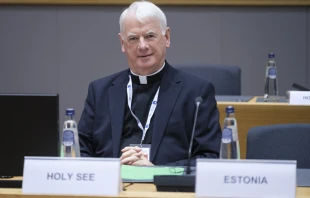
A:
123 15 162 33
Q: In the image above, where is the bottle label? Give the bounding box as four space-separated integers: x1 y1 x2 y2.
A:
268 67 277 79
63 130 75 146
221 128 232 143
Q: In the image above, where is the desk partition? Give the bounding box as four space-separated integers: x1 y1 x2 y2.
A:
217 97 310 159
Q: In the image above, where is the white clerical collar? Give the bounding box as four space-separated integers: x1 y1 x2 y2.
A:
130 62 166 84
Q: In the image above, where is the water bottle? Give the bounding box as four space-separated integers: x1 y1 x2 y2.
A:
61 108 80 157
220 106 240 159
264 53 279 102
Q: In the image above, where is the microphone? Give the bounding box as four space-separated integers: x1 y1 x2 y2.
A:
292 83 310 91
153 97 203 192
186 97 203 174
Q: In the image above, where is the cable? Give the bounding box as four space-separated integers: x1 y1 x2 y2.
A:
122 182 134 191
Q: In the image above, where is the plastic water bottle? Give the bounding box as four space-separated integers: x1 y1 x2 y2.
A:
264 53 279 102
61 108 80 157
220 106 240 159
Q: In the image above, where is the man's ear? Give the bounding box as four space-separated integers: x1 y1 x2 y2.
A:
118 33 125 53
165 27 170 48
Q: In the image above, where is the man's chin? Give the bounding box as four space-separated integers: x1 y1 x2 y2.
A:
135 63 157 74
137 59 154 68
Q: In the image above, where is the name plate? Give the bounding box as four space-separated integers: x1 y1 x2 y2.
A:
22 157 121 196
196 159 296 198
289 91 310 105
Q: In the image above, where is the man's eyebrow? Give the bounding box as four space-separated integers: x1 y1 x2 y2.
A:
126 31 156 38
145 30 156 34
127 33 137 38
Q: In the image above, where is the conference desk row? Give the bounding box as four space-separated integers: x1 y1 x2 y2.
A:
0 97 310 197
217 96 310 159
0 182 310 198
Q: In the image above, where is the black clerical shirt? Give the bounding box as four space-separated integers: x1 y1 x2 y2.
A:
119 66 165 157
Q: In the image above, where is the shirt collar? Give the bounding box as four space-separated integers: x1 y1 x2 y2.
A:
130 62 166 85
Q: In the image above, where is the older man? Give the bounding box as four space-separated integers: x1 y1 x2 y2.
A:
78 0 221 166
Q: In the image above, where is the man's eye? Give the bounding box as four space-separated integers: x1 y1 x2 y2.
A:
146 34 155 39
128 37 137 41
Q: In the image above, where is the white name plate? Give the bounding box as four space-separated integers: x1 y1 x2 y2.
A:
22 157 121 196
196 159 296 198
289 91 310 105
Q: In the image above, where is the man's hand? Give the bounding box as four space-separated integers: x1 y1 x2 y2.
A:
120 146 154 166
131 153 154 166
120 146 141 165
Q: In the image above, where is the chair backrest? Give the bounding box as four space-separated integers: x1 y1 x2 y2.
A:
178 64 241 95
246 123 310 169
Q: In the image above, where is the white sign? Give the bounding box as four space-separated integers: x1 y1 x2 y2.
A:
22 157 121 196
289 91 310 105
196 159 296 198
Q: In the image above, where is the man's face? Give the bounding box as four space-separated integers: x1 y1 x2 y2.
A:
119 15 170 75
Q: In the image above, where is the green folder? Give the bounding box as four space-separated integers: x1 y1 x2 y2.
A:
121 165 184 182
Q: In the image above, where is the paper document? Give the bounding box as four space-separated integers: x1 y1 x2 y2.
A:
121 165 184 182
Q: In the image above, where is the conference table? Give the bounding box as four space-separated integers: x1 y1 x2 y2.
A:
0 182 310 198
0 96 310 197
216 96 310 159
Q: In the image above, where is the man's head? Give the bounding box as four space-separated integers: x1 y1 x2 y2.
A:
118 1 170 75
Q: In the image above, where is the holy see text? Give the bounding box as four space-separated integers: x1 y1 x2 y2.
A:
47 173 95 181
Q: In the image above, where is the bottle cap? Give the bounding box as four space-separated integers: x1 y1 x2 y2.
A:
66 108 75 116
226 106 235 113
268 53 275 58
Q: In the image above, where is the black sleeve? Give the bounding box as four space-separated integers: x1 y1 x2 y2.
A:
78 82 96 157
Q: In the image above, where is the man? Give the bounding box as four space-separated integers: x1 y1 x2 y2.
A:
78 0 221 166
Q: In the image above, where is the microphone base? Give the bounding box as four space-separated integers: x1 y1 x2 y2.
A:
153 175 195 192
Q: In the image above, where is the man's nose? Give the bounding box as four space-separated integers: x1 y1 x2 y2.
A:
138 37 149 50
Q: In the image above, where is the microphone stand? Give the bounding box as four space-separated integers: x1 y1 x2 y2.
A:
153 97 202 192
186 98 202 174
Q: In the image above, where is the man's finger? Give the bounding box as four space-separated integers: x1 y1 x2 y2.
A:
131 158 154 166
121 146 141 153
121 155 140 164
142 153 148 159
121 146 134 152
134 151 143 157
120 149 138 160
121 151 144 164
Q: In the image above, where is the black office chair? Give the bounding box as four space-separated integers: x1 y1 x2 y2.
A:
178 64 241 95
246 124 310 169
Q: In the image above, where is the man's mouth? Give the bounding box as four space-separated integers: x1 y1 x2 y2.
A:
138 54 152 58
